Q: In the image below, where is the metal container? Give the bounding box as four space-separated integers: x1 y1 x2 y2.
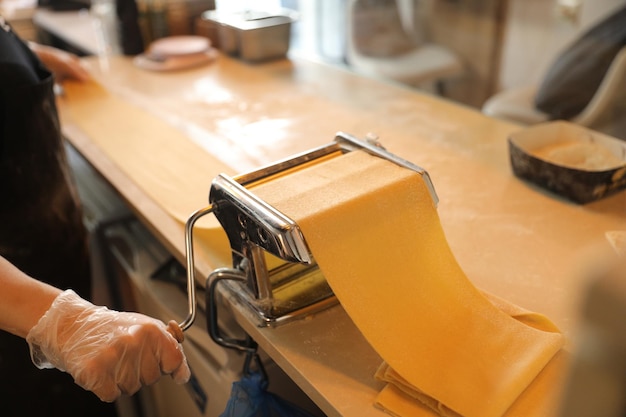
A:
199 9 295 62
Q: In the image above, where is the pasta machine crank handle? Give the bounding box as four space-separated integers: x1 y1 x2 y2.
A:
167 204 217 342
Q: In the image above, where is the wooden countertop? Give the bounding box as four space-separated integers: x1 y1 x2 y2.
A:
58 53 625 417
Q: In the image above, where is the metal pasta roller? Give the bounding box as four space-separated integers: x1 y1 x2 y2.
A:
176 132 438 346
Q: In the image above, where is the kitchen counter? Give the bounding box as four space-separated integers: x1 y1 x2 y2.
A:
58 53 625 417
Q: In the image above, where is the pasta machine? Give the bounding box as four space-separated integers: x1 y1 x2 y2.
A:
176 132 438 349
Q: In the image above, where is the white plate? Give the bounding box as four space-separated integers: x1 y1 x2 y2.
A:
133 48 218 72
147 35 211 57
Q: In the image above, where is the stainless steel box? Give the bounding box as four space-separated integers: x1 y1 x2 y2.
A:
199 9 295 62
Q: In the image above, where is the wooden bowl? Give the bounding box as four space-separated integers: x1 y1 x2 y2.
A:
508 121 626 204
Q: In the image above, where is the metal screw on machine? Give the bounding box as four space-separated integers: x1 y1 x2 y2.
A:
364 132 384 149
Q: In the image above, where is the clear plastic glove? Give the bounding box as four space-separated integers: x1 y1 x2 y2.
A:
26 290 191 402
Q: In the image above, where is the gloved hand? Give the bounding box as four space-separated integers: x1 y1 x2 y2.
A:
26 290 191 402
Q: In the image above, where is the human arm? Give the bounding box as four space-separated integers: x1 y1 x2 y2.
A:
27 41 91 82
0 256 61 338
0 255 190 401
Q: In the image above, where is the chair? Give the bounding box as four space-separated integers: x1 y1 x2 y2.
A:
345 0 463 94
483 46 626 138
482 6 626 139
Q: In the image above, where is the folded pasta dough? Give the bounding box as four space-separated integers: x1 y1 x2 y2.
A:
374 291 568 417
251 150 565 417
375 350 569 417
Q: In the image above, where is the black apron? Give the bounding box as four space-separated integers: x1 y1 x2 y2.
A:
0 19 117 417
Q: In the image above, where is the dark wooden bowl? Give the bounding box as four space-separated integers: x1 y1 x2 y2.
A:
508 121 626 204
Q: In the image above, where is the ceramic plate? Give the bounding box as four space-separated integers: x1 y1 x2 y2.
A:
133 48 218 72
148 36 211 57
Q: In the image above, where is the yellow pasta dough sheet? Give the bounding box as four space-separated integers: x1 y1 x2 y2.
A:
250 150 565 417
